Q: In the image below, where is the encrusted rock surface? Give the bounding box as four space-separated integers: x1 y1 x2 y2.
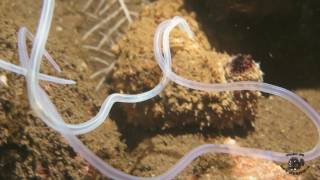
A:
110 0 263 130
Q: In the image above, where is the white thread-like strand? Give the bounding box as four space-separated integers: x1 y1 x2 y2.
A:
0 26 75 85
0 0 319 179
18 27 61 72
0 59 75 85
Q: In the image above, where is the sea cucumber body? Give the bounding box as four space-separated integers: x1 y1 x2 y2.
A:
111 0 263 130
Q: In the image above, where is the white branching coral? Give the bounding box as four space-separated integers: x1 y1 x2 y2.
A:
81 0 139 90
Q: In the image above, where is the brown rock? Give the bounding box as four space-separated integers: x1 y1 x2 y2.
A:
110 0 263 130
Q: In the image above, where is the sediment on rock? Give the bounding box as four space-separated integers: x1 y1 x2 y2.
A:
110 0 263 130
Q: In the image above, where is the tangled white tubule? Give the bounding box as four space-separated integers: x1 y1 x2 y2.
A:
0 0 319 179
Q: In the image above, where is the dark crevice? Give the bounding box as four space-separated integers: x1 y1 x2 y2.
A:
0 143 30 178
185 0 320 89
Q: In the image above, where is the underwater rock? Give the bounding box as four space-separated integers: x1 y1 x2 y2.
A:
110 0 263 130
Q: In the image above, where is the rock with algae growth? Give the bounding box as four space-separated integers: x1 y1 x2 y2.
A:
110 0 263 130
